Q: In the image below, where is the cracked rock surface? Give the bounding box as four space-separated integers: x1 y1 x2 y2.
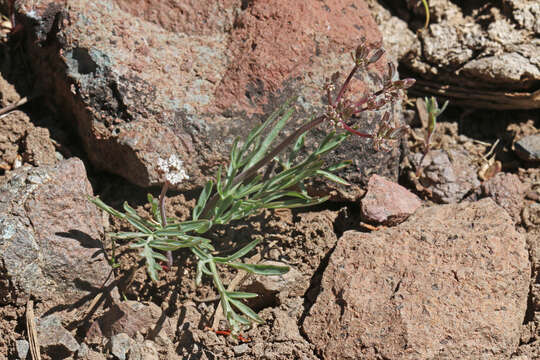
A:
368 0 540 109
17 0 403 200
303 198 529 359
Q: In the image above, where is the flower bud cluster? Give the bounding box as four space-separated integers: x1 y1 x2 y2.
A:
157 155 189 185
353 42 385 69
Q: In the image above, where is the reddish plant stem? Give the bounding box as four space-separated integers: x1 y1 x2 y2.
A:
334 65 359 105
338 121 372 138
159 181 173 266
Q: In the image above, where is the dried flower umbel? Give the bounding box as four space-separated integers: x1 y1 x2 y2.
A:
323 43 413 150
90 41 414 336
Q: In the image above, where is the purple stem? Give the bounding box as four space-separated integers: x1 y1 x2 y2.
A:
339 121 373 138
334 65 359 105
159 181 173 267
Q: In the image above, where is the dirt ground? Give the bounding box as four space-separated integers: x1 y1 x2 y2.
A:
1 10 539 360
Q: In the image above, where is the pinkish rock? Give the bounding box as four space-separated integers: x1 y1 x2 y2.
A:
303 199 529 359
0 110 56 171
482 172 527 223
361 174 422 225
22 126 57 167
0 158 110 307
98 301 162 338
17 0 404 200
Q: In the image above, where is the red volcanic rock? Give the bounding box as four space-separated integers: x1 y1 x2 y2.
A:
18 0 403 199
303 199 529 359
361 174 422 225
482 172 527 223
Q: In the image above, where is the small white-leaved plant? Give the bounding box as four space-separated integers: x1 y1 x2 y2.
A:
90 42 414 336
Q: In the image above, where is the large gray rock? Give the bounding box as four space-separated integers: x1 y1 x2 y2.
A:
303 199 530 359
0 158 110 306
17 0 405 200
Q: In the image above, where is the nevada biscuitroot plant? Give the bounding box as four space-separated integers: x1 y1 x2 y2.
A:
90 41 415 336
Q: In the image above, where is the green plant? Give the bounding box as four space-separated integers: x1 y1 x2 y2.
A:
420 0 430 29
90 42 414 335
415 96 449 176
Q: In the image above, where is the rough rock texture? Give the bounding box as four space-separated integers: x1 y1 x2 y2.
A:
108 333 134 360
128 340 159 360
17 0 402 200
15 339 29 360
0 110 56 171
368 0 540 109
77 343 107 360
303 199 530 359
482 172 527 223
361 174 422 225
240 261 304 309
515 133 540 162
96 300 162 338
0 158 110 306
187 297 319 359
411 148 481 203
36 314 80 356
247 298 319 359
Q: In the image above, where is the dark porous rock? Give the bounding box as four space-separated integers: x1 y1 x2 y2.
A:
361 174 422 225
36 314 80 356
515 133 540 162
0 158 110 307
303 199 529 359
482 172 527 222
411 148 480 203
17 0 405 200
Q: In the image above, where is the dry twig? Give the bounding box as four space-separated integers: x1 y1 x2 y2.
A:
26 300 41 360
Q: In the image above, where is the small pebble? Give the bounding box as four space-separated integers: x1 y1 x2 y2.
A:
233 343 249 355
15 339 29 359
515 134 540 162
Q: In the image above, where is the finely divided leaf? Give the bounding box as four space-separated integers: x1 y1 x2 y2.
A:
227 262 289 275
